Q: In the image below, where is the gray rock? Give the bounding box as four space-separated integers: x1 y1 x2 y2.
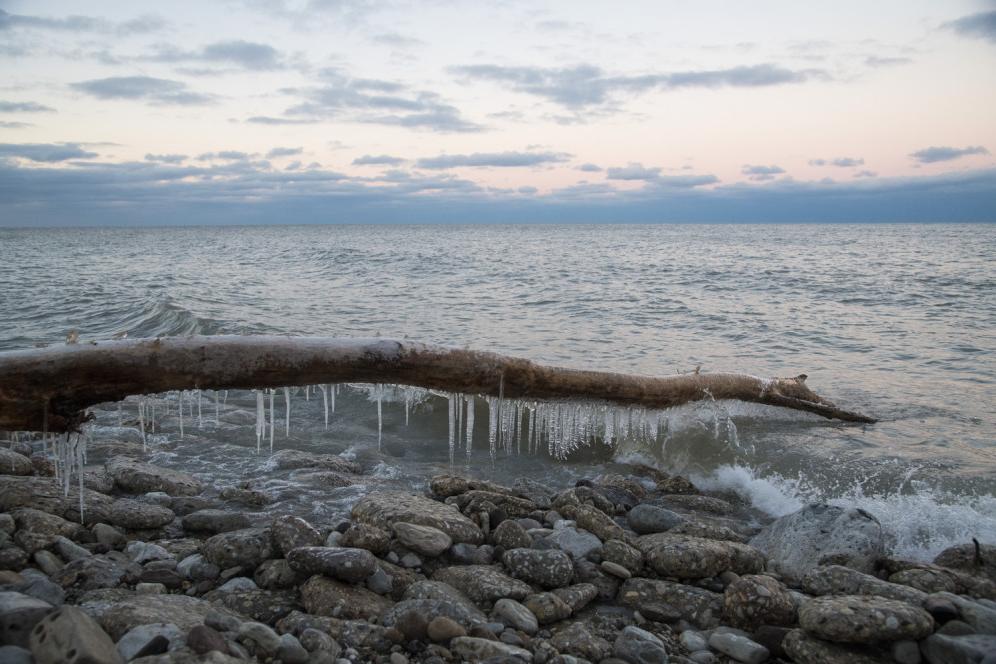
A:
552 584 598 614
618 578 722 629
393 522 452 557
523 592 572 625
550 620 612 661
80 591 241 641
29 605 122 664
125 541 174 564
431 565 532 607
802 564 927 604
724 574 796 630
201 528 273 569
399 552 421 568
287 546 377 583
254 558 300 589
0 447 33 476
0 591 53 648
187 624 229 655
799 595 934 643
116 622 183 660
176 554 220 581
204 609 242 633
680 630 709 652
339 523 391 554
782 628 891 664
134 582 165 594
492 598 538 634
450 542 495 565
603 539 643 574
929 592 996 635
750 504 884 583
426 615 466 642
0 646 32 664
544 526 603 560
402 579 481 616
217 576 257 593
449 636 532 661
272 516 323 556
920 633 996 664
628 504 685 534
106 499 175 530
503 548 574 588
92 524 126 550
891 640 921 664
181 509 251 534
352 491 484 544
491 520 533 551
298 627 339 655
105 456 202 496
0 477 116 526
12 508 86 553
614 625 669 664
278 632 310 664
53 536 92 562
299 575 393 621
635 533 735 579
708 632 769 664
269 449 359 474
381 598 486 631
8 574 65 607
602 561 632 578
238 621 281 655
33 551 64 577
365 567 392 595
52 555 131 591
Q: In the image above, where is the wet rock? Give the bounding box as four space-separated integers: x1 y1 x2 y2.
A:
635 533 733 579
799 595 934 643
628 504 685 534
610 627 667 664
0 476 116 525
187 624 228 655
33 551 64 577
889 567 958 594
449 635 532 661
92 524 126 550
0 448 33 476
450 542 496 565
652 494 734 515
920 633 996 664
572 504 627 542
523 592 572 625
270 449 360 474
0 591 53 648
181 509 251 534
432 565 532 607
513 478 554 508
125 541 173 564
573 558 620 601
504 548 574 588
80 591 241 641
393 522 452 557
656 475 698 494
12 508 87 553
53 536 92 562
52 555 132 591
802 565 927 604
708 632 769 664
106 499 175 530
552 584 598 614
603 539 643 575
299 575 393 621
382 598 485 632
427 615 467 642
201 528 273 569
0 645 32 664
238 621 281 655
782 628 893 663
254 558 300 589
492 598 538 634
934 542 996 581
618 578 722 628
340 523 391 554
491 520 533 550
724 574 797 630
271 516 322 556
7 573 65 606
116 622 182 660
219 485 271 507
105 456 202 496
177 554 220 581
750 504 884 583
554 486 617 516
352 491 484 544
929 591 996 634
544 526 603 560
455 490 538 519
287 546 377 583
550 620 612 661
139 566 182 589
0 547 29 571
29 605 121 664
670 520 749 543
213 588 298 624
430 475 514 498
278 632 309 664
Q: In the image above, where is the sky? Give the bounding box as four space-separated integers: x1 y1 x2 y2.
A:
1 0 995 225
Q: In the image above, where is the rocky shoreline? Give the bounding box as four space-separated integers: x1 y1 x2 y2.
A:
0 440 994 664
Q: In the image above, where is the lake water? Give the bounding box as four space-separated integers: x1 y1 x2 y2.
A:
1 224 993 559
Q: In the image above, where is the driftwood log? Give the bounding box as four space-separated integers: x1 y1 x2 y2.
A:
0 335 875 433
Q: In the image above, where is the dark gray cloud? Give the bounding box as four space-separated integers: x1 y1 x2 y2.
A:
0 142 98 162
742 164 786 181
577 163 602 172
145 40 286 71
606 163 718 187
72 76 215 106
198 151 252 161
271 69 482 132
910 145 989 163
810 157 864 167
352 154 406 166
266 147 303 159
0 101 54 113
415 151 570 169
606 163 661 180
0 9 166 35
145 153 187 164
451 63 827 109
945 11 996 43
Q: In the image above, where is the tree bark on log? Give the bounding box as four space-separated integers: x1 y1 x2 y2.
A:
0 335 875 433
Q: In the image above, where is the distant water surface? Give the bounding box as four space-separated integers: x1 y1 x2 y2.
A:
1 224 993 558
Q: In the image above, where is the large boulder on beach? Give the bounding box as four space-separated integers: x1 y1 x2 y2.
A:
782 629 891 664
286 547 377 583
750 503 883 583
618 577 723 628
270 449 359 474
724 574 797 630
0 448 33 476
11 508 87 554
635 532 764 578
352 492 483 544
802 564 927 604
503 548 574 588
431 565 532 607
299 575 392 621
271 516 323 555
106 499 175 530
799 595 934 643
0 591 53 648
181 509 250 534
202 528 273 569
0 477 115 525
105 457 202 496
79 590 242 641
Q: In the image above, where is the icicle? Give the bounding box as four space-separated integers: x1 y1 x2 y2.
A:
197 390 203 428
215 390 221 426
405 392 410 426
138 399 146 449
321 384 330 430
269 389 275 452
465 395 475 457
284 386 291 438
330 385 336 413
376 384 383 449
487 396 498 460
515 401 523 455
178 391 184 439
117 402 122 426
456 393 464 453
306 385 310 401
447 393 456 465
255 390 264 453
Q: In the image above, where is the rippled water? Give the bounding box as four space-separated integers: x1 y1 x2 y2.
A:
1 224 994 558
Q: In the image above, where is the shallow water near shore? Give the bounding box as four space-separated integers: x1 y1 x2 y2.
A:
1 223 994 560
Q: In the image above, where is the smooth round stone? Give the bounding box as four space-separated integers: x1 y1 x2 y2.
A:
393 522 452 557
503 548 574 588
708 632 769 664
286 546 377 583
628 504 685 534
723 574 796 630
799 595 934 643
492 598 539 635
601 561 632 579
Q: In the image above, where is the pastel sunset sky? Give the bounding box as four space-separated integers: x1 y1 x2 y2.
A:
1 0 995 224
